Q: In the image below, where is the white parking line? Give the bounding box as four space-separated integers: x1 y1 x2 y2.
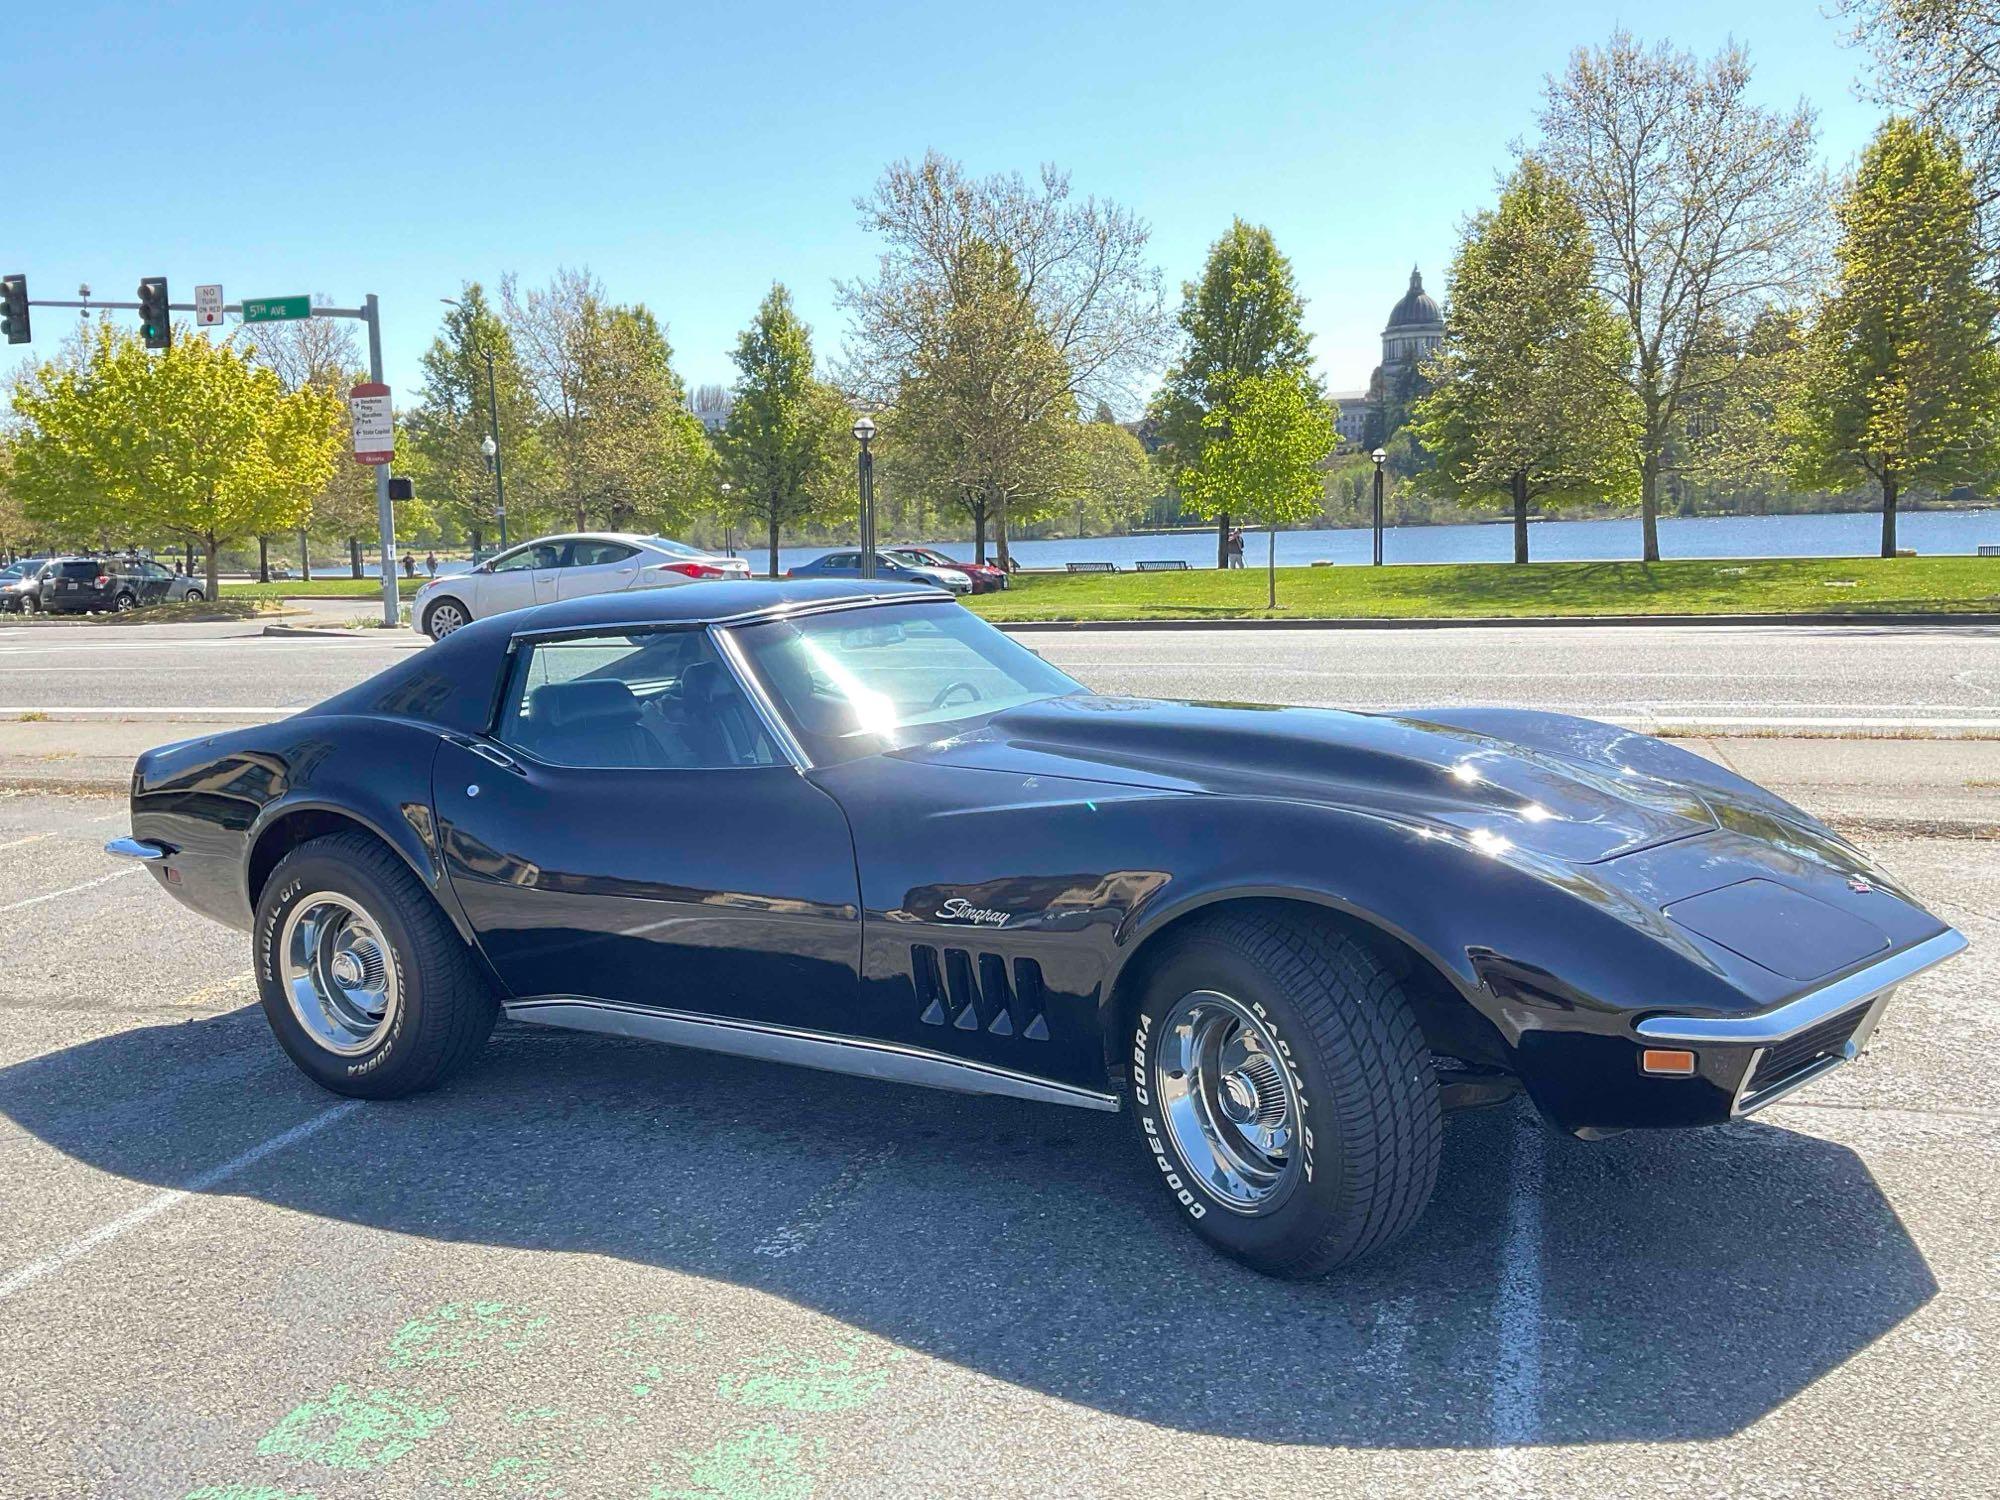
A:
0 834 53 853
0 1100 361 1304
753 1144 896 1258
0 867 142 914
1489 1109 1546 1474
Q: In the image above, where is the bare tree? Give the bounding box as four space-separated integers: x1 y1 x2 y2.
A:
839 152 1168 412
244 300 370 578
1843 1 2000 251
1537 33 1824 559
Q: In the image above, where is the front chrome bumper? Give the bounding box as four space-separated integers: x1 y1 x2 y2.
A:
1636 928 1966 1116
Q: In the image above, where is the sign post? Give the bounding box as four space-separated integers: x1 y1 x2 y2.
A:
194 284 224 327
357 296 399 628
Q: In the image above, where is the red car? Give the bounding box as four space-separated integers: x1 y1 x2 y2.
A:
888 546 1009 593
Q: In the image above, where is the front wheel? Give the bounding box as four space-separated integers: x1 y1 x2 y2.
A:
184 587 205 603
254 831 497 1098
1129 911 1441 1277
423 597 470 640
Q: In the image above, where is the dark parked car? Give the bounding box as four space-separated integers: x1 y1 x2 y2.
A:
38 556 206 613
0 558 54 613
109 581 1964 1277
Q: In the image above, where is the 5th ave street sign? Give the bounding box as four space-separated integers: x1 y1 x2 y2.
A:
241 295 311 323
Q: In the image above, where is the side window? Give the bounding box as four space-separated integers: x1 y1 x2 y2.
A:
497 630 779 771
492 543 564 573
571 541 638 568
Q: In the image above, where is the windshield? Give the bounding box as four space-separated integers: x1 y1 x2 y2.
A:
728 601 1081 764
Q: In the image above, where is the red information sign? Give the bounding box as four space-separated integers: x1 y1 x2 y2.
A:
350 381 394 466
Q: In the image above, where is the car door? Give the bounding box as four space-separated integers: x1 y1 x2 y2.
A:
140 562 174 602
479 540 565 617
431 625 862 1032
557 540 641 600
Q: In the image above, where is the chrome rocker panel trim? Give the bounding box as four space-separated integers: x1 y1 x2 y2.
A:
104 836 171 861
1634 928 1967 1045
503 997 1122 1112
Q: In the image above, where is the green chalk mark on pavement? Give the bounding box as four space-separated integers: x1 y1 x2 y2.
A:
255 1384 451 1471
617 1310 703 1397
717 1339 887 1414
652 1427 817 1500
386 1300 550 1372
184 1487 318 1500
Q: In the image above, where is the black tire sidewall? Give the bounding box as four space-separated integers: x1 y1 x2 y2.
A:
255 846 428 1096
424 598 466 640
1130 935 1354 1270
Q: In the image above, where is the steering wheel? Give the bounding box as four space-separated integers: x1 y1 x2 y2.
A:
930 680 983 710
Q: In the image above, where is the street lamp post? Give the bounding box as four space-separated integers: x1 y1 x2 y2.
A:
719 481 735 557
442 297 506 554
1370 447 1387 567
853 416 877 579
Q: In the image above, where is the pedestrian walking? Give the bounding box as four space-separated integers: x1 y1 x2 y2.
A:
425 551 438 580
1227 528 1245 568
402 552 415 578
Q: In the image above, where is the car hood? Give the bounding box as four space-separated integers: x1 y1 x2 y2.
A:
904 695 1731 865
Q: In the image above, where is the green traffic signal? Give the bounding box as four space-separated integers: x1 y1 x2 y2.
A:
137 276 170 350
0 274 27 345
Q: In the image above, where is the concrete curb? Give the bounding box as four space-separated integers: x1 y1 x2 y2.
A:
261 622 414 639
991 610 2000 632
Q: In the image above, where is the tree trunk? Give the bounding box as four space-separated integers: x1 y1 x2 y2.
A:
1217 512 1230 569
1639 460 1661 563
768 516 781 579
1512 473 1530 565
257 536 270 584
971 501 988 565
299 529 312 584
349 539 362 579
573 504 586 531
469 527 483 563
202 535 220 602
1267 525 1277 610
1881 472 1899 558
184 541 195 576
995 490 1012 571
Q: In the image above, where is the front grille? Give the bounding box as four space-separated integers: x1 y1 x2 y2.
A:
1745 1005 1869 1096
912 944 1049 1041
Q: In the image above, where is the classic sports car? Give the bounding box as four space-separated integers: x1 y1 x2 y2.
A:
110 580 1965 1278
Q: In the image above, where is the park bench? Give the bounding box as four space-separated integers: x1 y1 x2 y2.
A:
1980 544 1999 556
1065 560 1118 573
1135 559 1191 571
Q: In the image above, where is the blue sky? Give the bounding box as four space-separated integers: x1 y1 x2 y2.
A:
4 0 1885 412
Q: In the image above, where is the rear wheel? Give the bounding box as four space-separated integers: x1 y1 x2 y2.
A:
423 597 470 640
113 591 136 612
254 831 496 1098
1129 910 1441 1277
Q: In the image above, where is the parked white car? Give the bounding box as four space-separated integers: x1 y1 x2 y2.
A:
414 534 753 641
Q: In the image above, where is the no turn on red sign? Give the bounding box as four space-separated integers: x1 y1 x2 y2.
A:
349 382 393 465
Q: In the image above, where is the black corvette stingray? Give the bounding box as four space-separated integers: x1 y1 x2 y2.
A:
111 580 1964 1276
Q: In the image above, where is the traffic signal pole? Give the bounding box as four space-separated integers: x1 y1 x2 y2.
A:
9 283 402 627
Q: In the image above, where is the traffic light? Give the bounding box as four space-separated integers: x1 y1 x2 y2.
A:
137 276 170 350
0 275 27 345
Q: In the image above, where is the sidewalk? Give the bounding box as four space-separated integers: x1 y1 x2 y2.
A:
1 716 1990 839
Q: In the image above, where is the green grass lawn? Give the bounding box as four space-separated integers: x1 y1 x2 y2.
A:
964 555 2000 621
224 577 427 599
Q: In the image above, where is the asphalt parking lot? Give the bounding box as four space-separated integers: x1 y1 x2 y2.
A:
0 774 1995 1497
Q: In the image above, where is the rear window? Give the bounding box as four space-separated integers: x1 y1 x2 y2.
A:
58 562 100 579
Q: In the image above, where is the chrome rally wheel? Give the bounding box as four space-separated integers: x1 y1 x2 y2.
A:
1155 989 1302 1214
279 892 400 1056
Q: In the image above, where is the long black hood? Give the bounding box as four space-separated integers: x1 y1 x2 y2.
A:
902 695 1738 866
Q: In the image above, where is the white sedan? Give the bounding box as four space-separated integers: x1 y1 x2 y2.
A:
414 534 752 641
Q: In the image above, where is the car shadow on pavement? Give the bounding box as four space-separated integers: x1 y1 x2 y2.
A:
1 1006 1936 1451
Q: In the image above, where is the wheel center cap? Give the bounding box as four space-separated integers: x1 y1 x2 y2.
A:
1221 1072 1259 1122
330 952 365 988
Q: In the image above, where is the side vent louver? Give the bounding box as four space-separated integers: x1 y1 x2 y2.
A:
912 945 1050 1041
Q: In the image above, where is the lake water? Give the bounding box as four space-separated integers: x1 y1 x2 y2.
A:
375 507 2000 578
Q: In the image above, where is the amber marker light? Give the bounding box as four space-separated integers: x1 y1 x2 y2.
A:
1641 1048 1697 1076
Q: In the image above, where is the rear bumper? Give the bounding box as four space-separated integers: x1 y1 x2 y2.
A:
1518 929 1966 1133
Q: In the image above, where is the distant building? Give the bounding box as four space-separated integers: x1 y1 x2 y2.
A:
1347 267 1445 449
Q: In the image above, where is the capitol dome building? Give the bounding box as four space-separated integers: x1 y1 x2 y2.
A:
1331 267 1445 449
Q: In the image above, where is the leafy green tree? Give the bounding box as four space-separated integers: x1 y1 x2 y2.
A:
504 268 709 535
1678 307 1806 509
1179 369 1335 608
1787 119 2000 554
408 282 542 555
1069 416 1155 536
1537 33 1823 560
1151 220 1315 566
719 285 852 576
10 324 343 595
1412 159 1638 562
